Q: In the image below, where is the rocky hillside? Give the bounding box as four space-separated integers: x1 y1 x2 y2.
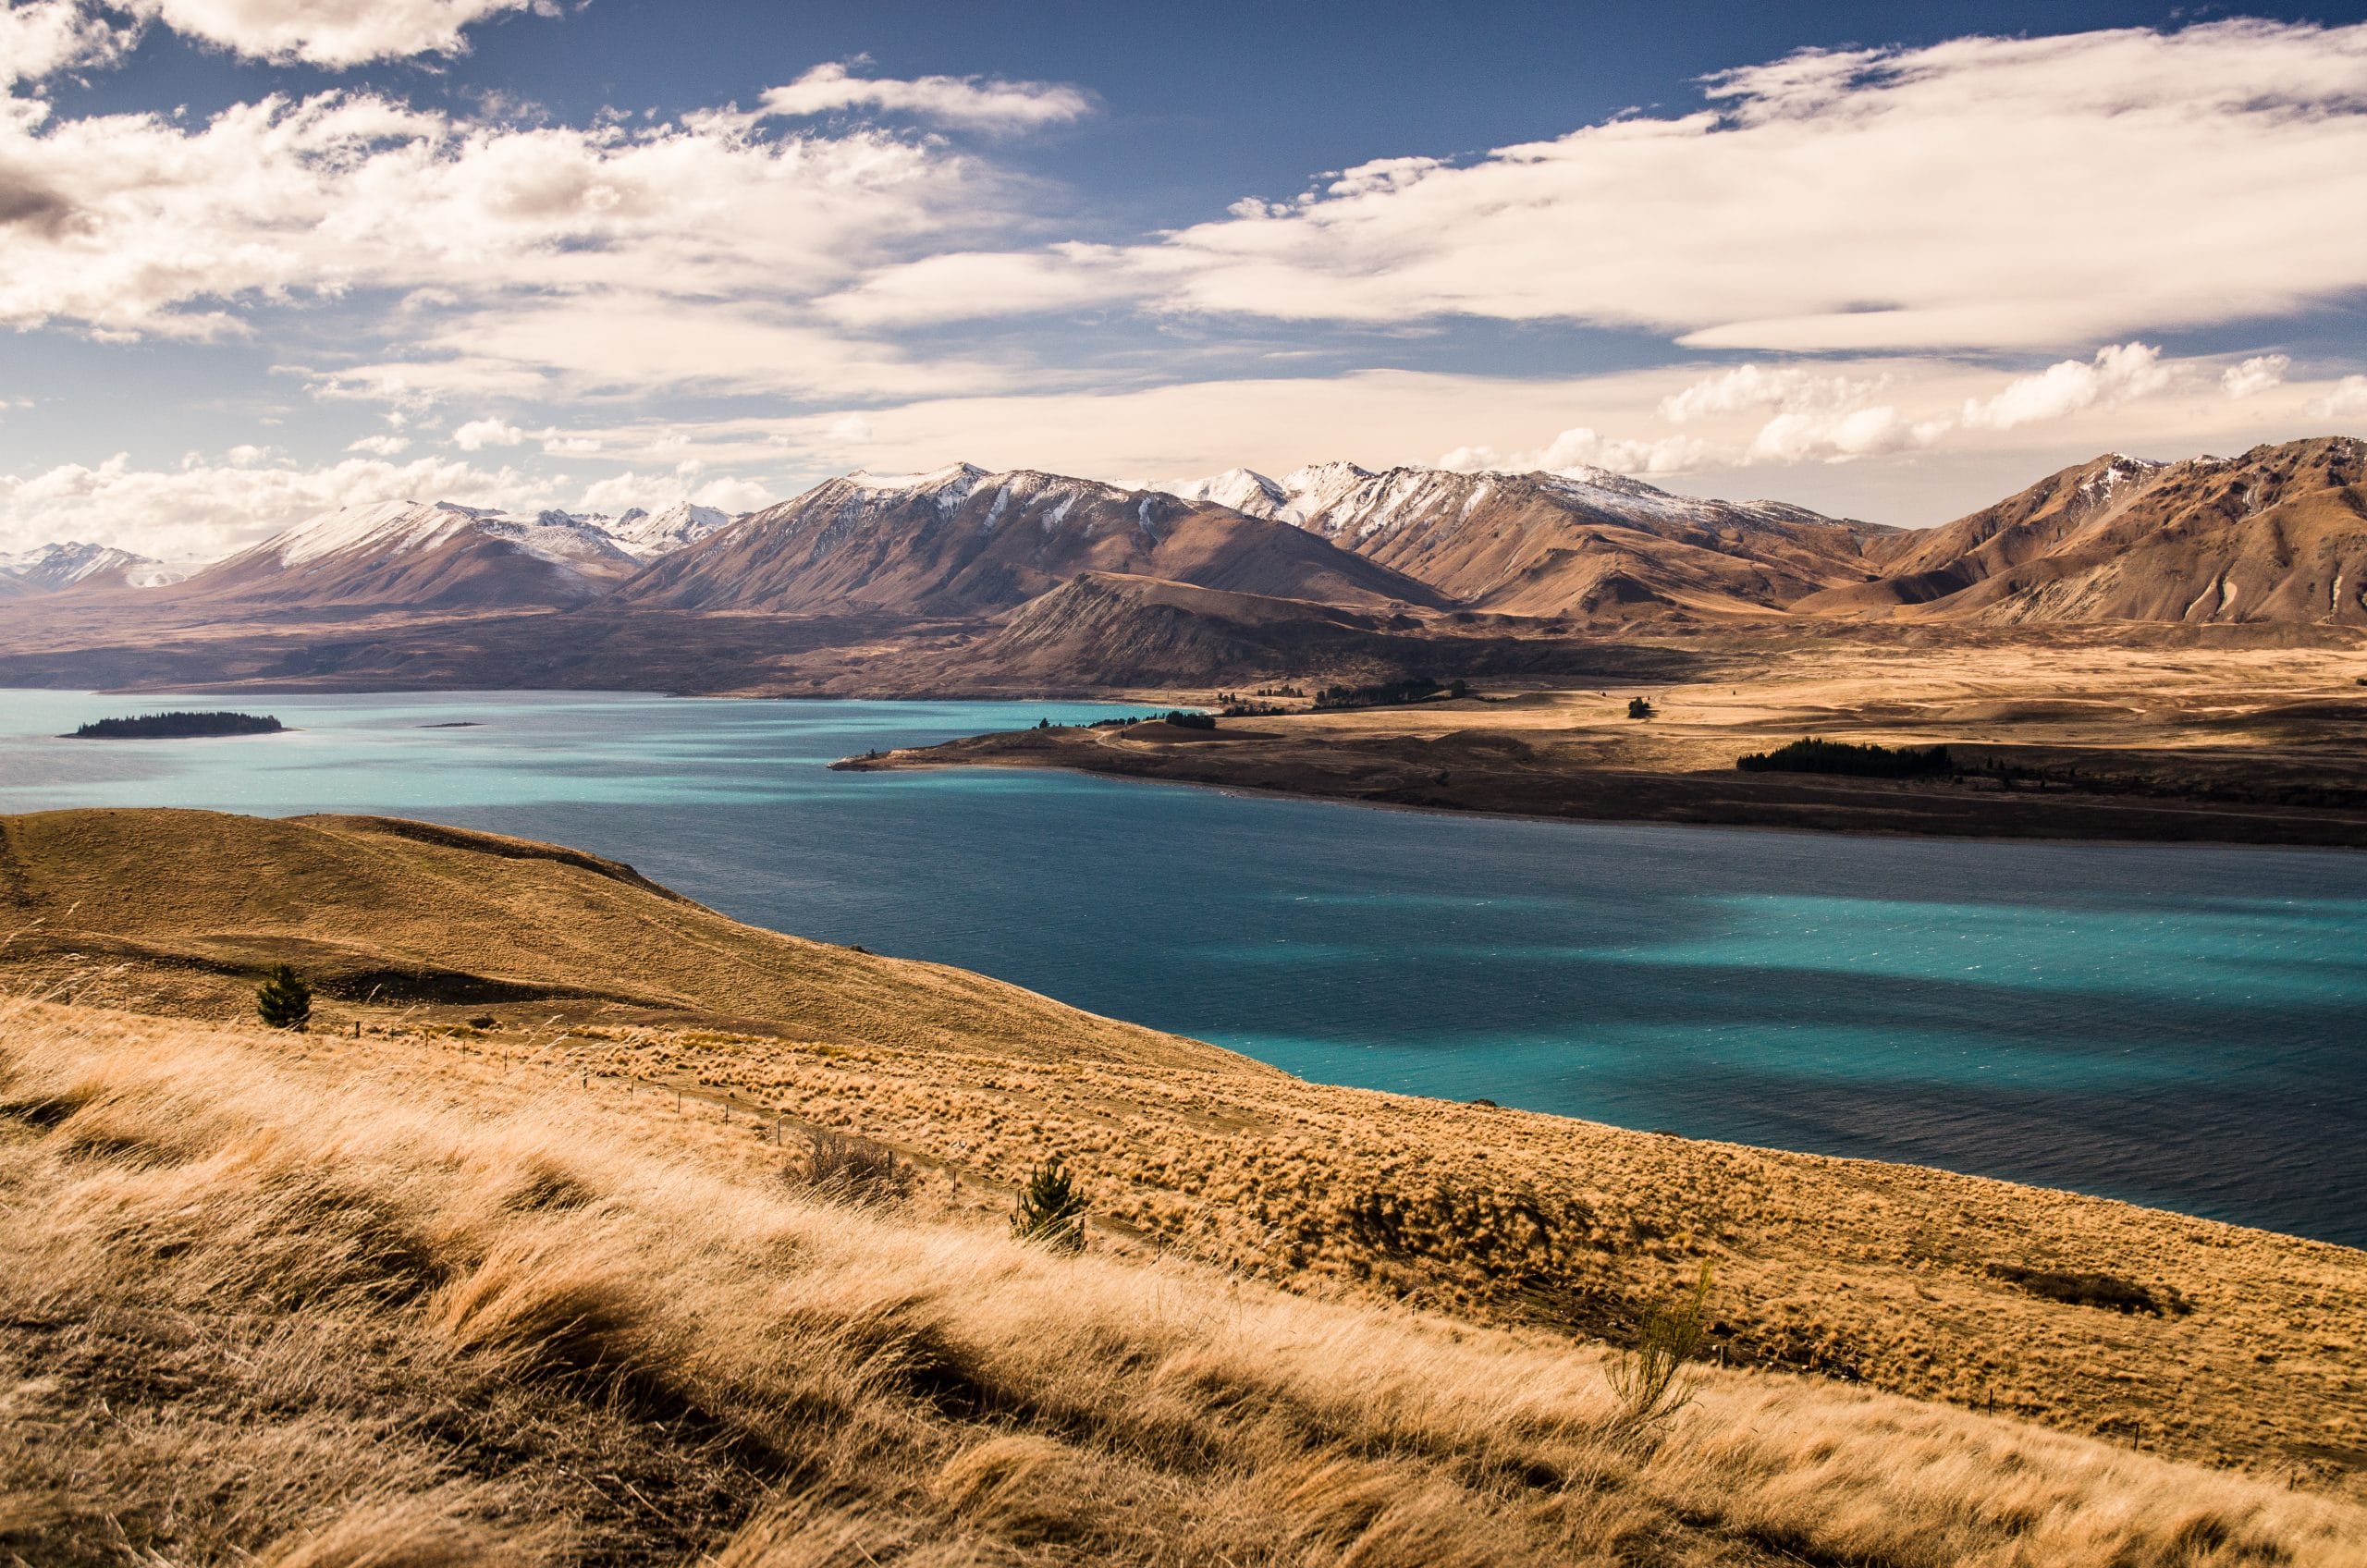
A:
1800 437 2367 624
612 464 1443 616
1167 461 1897 619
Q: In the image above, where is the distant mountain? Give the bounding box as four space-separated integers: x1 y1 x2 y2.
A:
614 463 1442 616
0 541 180 596
1161 462 1895 619
172 500 642 611
606 501 736 559
1797 437 2367 624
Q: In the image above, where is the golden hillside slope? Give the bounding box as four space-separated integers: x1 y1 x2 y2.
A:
6 1000 2364 1568
0 807 1233 1071
5 808 2363 1521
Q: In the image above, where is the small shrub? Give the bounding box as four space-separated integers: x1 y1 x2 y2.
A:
797 1129 912 1207
1606 1262 1713 1434
256 964 313 1031
1626 697 1654 719
1011 1156 1087 1253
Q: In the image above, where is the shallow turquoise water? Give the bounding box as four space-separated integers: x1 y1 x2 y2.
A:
5 688 2361 1246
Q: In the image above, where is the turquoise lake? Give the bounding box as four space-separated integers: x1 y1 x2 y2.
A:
4 687 2362 1247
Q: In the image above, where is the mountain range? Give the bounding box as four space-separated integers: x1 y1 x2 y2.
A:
5 437 2364 691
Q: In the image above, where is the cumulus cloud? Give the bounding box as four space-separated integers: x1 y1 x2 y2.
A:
123 0 554 67
450 415 525 450
1659 364 1886 423
1959 343 2176 432
758 62 1093 133
1108 20 2367 350
1438 426 1717 478
1746 406 1949 464
0 449 544 559
345 433 411 455
0 1 134 86
572 468 774 518
2221 353 2291 399
0 83 997 396
2312 375 2367 420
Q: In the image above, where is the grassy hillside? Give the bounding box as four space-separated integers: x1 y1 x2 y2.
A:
0 807 1229 1070
4 806 2364 1562
6 1000 2364 1567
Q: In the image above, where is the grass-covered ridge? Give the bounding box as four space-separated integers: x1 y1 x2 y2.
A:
6 1000 2363 1567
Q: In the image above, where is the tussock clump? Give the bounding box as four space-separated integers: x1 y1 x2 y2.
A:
794 1129 912 1207
254 1498 515 1568
432 1231 656 1378
934 1434 1099 1543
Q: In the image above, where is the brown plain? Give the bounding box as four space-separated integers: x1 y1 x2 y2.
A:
849 631 2367 845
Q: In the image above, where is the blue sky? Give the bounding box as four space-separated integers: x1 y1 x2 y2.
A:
5 0 2366 559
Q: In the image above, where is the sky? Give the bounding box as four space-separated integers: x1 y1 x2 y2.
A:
4 0 2367 562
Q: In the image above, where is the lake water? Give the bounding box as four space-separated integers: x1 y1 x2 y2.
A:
5 688 2362 1247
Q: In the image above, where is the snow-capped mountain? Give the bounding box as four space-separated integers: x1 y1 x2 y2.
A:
178 499 644 610
615 462 1441 616
605 502 736 559
0 540 181 596
1160 460 1895 617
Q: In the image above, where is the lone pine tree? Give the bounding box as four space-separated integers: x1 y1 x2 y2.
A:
1011 1155 1087 1253
255 964 312 1031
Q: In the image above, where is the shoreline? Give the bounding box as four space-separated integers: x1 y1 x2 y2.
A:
837 724 2367 851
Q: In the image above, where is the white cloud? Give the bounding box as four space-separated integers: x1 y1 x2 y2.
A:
1746 406 1950 464
1959 343 2176 431
1439 426 1717 478
758 62 1093 133
344 433 411 455
0 1 134 86
571 468 774 518
0 449 544 559
2222 353 2291 399
827 412 876 444
1659 364 1886 423
0 86 994 374
127 0 550 67
816 245 1134 327
2312 375 2367 420
690 474 772 512
450 416 525 450
1098 21 2367 351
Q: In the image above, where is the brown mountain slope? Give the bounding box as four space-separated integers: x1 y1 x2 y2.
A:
162 501 643 613
1245 463 1897 619
614 464 1442 616
1802 437 2367 623
0 807 1231 1071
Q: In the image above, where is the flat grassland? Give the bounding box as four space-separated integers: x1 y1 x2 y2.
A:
4 804 2362 1556
842 635 2367 845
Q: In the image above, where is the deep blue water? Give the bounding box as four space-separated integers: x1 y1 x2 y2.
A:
4 688 2362 1247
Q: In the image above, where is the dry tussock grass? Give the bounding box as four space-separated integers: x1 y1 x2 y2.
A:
4 999 2363 1567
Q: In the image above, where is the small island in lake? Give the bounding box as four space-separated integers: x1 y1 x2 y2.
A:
67 710 285 740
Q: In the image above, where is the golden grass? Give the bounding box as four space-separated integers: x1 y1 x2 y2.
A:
6 805 2362 1505
5 999 2364 1567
